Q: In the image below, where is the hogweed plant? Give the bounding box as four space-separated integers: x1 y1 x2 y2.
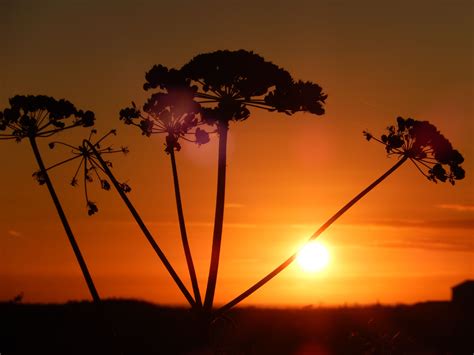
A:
215 117 465 316
120 91 210 307
143 49 328 312
43 128 197 308
0 95 100 303
37 129 131 216
2 64 465 346
363 117 465 184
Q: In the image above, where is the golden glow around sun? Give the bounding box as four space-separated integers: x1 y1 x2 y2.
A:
296 241 330 272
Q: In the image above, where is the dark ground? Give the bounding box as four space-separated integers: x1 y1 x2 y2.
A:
0 299 472 354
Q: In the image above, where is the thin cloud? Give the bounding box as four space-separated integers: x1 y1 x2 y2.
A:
185 221 257 229
146 221 257 229
225 203 244 209
289 224 315 229
343 218 474 230
368 238 474 253
225 223 257 229
229 257 261 264
7 230 22 237
116 218 473 232
436 204 474 212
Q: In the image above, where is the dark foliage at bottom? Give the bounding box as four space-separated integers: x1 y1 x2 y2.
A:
0 299 471 354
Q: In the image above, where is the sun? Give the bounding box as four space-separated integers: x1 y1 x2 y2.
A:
296 241 330 272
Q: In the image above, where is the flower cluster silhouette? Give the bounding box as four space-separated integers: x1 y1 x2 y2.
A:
0 95 94 141
120 92 209 154
143 49 327 125
35 129 131 215
364 117 465 184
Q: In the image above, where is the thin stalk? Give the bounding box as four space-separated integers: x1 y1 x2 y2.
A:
29 136 100 303
204 121 229 311
83 140 196 308
215 155 409 316
169 148 202 307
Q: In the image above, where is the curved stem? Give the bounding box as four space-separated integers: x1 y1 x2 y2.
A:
215 155 409 316
169 148 202 307
203 121 229 311
83 140 196 308
29 136 100 303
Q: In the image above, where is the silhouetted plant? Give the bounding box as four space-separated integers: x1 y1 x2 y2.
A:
42 128 197 307
0 95 100 303
38 129 131 216
363 117 465 184
216 117 465 316
83 139 197 308
143 49 328 312
120 91 209 307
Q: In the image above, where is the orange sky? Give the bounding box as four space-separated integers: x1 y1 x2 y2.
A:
0 0 472 306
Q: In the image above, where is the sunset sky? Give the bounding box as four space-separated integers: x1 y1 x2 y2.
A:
1 0 472 307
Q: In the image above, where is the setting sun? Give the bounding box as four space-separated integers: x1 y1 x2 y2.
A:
296 241 330 272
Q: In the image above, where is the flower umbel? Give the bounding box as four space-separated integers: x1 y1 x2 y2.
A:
119 92 210 153
0 95 94 142
143 49 327 126
35 129 130 215
363 117 465 185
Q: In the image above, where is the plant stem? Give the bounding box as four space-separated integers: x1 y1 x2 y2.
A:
204 121 229 311
169 148 202 307
83 140 196 308
215 155 408 316
29 136 100 303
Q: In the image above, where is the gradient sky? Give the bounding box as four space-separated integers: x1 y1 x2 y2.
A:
0 0 472 306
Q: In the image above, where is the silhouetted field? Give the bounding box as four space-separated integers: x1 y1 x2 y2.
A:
0 299 472 354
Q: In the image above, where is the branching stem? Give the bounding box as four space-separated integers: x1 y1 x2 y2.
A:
169 148 202 307
29 136 100 303
204 121 229 311
83 140 197 308
215 155 409 316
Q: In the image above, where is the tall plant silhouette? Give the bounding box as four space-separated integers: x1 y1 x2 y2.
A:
0 95 99 302
42 128 198 307
216 117 465 315
143 49 328 311
120 92 209 307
